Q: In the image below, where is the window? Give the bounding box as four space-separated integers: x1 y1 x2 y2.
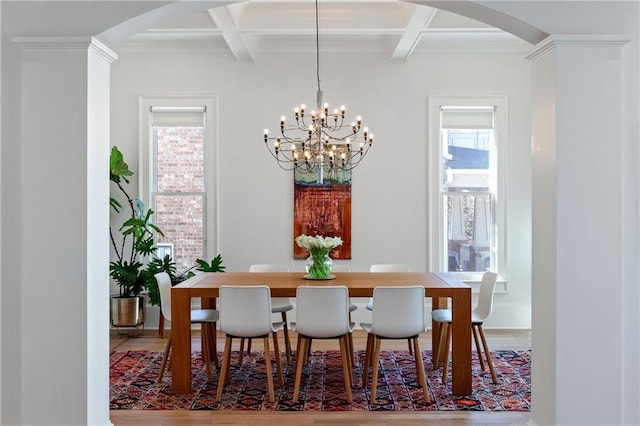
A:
139 97 218 272
428 97 507 279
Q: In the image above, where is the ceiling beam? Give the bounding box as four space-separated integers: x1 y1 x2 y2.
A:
207 7 255 61
391 5 437 61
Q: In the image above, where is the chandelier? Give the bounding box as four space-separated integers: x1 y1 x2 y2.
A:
263 0 374 183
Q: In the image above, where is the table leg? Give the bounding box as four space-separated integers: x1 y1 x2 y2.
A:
201 297 217 362
431 297 448 354
450 288 472 395
171 289 193 394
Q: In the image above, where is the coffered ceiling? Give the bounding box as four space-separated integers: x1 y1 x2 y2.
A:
120 0 531 59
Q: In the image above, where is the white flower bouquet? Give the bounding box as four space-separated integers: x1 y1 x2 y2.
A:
295 234 343 279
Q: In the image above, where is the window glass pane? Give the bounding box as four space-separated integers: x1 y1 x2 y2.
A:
446 194 492 272
155 126 204 192
441 107 494 193
155 194 204 271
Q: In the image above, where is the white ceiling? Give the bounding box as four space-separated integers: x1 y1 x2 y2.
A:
119 0 531 60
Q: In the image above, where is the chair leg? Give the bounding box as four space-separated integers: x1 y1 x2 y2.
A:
292 336 309 403
201 326 212 382
263 336 276 402
271 331 284 387
157 334 172 383
304 338 313 366
413 337 431 403
433 322 445 368
348 331 356 366
338 335 353 403
343 335 354 388
216 336 233 401
362 333 374 388
442 323 452 384
369 337 382 404
158 313 165 339
281 311 292 364
238 338 245 365
477 325 498 384
211 323 219 369
472 324 485 371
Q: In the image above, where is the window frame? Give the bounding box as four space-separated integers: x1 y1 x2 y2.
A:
138 95 219 262
427 96 508 281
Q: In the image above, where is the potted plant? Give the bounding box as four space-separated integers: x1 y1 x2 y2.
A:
109 146 172 328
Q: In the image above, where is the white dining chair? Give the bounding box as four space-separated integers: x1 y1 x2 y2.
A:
360 286 430 403
245 264 293 364
366 264 413 353
432 271 499 384
366 264 411 309
330 264 358 317
155 272 219 383
292 285 354 403
215 285 285 403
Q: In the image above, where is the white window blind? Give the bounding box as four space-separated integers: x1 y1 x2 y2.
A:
150 106 206 127
440 107 495 129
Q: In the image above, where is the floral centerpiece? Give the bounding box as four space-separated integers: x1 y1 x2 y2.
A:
296 234 343 279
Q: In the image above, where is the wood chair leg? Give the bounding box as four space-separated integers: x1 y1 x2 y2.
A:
362 333 374 388
281 312 292 364
472 324 485 371
292 336 309 403
157 334 172 383
304 338 313 366
369 337 382 404
477 325 498 384
263 336 276 402
158 313 165 339
271 331 284 387
211 323 219 369
348 331 356 366
433 322 445 367
238 338 245 365
201 326 212 382
413 337 431 403
216 336 233 401
442 323 452 384
339 335 353 403
343 335 354 388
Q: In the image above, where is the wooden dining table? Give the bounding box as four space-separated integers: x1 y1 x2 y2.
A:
170 271 472 395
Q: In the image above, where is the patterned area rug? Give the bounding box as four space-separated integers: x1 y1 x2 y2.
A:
110 349 530 411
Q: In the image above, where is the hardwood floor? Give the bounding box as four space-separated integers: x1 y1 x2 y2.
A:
110 328 531 425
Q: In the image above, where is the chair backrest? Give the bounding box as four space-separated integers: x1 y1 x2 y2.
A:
474 272 498 321
155 272 173 322
370 286 426 338
295 286 350 338
249 264 290 272
370 264 410 272
218 285 273 337
331 264 351 272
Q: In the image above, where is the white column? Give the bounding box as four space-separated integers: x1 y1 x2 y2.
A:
11 36 116 426
527 35 631 425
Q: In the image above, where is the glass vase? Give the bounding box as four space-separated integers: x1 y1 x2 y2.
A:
305 253 333 279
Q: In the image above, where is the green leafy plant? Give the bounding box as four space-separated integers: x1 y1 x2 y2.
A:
195 254 226 273
109 146 166 302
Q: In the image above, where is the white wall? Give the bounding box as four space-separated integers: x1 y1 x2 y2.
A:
110 46 533 329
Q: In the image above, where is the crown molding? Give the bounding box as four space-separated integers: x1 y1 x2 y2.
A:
526 34 630 61
11 36 118 62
